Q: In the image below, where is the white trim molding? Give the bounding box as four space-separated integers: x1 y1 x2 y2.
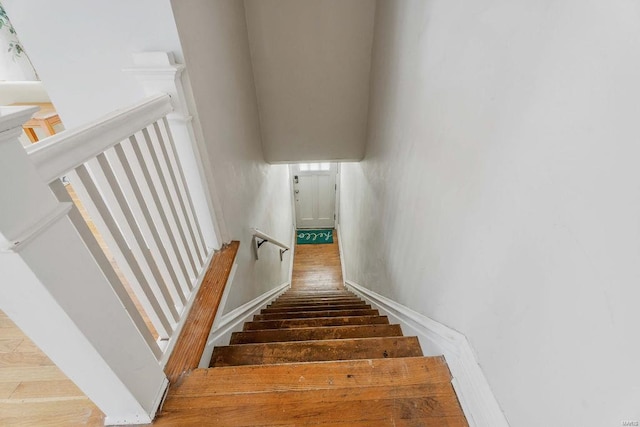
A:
198 282 290 368
103 376 169 426
336 223 347 287
345 280 509 427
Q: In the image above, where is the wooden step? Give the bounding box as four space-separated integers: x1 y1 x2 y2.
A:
269 298 364 307
243 315 390 330
158 384 465 425
210 336 423 367
254 308 379 321
279 293 355 299
158 356 465 426
282 290 352 295
230 324 403 344
260 303 370 314
277 292 356 298
168 357 452 396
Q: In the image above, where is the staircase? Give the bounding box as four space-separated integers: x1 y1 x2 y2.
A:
156 287 469 425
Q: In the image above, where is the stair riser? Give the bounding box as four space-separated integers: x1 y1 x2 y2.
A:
261 304 370 314
210 336 423 367
282 291 353 296
271 300 363 306
243 316 390 330
254 309 379 321
230 324 403 344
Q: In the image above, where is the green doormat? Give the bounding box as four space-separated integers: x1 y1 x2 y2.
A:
296 229 334 244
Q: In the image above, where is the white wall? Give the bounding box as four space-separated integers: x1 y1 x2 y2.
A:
244 0 376 163
339 1 640 426
2 0 184 127
171 0 293 314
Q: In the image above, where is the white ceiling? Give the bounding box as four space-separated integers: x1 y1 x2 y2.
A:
244 0 377 163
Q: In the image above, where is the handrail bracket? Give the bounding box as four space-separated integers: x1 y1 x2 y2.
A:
251 228 290 261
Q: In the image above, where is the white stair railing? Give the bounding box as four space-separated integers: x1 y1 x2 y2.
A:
0 52 218 424
26 93 210 356
0 92 218 424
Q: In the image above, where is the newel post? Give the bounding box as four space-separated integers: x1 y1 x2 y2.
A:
0 107 168 425
125 51 226 249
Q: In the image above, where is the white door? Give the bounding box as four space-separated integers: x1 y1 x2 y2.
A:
292 162 337 229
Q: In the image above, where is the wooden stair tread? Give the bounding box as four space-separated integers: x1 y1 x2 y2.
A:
277 291 356 296
254 308 379 321
170 356 452 395
281 292 353 297
161 382 462 412
243 315 390 330
260 303 370 313
157 383 466 426
268 298 365 306
230 324 403 344
210 336 424 367
274 295 359 301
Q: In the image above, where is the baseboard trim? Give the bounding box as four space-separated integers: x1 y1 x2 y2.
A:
336 223 346 285
198 281 290 367
104 374 168 425
345 280 508 427
288 226 296 285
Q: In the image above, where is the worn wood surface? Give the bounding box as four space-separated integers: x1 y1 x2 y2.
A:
291 229 343 289
0 311 104 426
243 315 390 330
210 336 423 367
254 308 379 321
157 228 467 425
164 241 239 383
168 356 451 395
268 298 364 306
260 302 370 313
230 324 403 344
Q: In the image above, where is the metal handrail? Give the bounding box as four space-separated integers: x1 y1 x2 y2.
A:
251 228 290 260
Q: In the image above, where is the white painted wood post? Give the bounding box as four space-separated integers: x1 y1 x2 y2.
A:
125 52 225 249
0 106 168 425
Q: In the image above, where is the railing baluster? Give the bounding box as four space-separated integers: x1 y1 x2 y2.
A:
95 151 184 314
22 92 218 364
112 143 190 304
128 134 194 288
140 127 199 278
73 164 174 336
153 119 206 265
48 179 163 359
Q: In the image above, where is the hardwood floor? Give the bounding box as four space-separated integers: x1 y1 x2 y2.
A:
0 311 104 426
0 183 166 426
292 229 343 290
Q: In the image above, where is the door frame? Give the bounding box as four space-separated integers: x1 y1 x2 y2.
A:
289 162 340 230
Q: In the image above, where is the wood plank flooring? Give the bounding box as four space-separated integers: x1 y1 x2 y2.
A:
291 229 343 289
155 228 469 426
0 311 104 426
